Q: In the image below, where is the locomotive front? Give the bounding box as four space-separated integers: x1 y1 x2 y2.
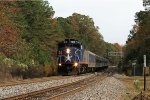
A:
57 39 82 75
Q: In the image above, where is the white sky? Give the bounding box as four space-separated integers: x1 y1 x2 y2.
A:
48 0 144 45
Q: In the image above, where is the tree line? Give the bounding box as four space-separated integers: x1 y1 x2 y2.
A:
0 0 119 80
123 0 150 75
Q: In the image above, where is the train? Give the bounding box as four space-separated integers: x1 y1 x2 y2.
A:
57 39 109 75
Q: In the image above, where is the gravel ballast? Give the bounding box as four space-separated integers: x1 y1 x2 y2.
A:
0 73 127 100
63 75 127 100
0 74 93 99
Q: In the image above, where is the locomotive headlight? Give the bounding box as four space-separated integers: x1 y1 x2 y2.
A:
74 62 78 67
66 48 70 54
58 63 62 66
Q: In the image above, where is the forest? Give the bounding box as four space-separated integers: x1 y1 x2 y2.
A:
0 0 120 80
123 0 150 75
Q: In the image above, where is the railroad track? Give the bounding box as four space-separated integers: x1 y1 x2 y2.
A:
3 73 109 100
50 72 113 100
3 67 115 100
0 76 69 87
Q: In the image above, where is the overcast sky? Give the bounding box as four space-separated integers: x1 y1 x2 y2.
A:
48 0 144 45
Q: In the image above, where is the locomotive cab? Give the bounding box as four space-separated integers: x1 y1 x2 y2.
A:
57 39 109 75
57 39 83 75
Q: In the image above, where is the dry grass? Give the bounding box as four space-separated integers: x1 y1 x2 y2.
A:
118 76 150 100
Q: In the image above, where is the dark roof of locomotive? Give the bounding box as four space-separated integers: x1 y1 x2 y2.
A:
58 39 82 48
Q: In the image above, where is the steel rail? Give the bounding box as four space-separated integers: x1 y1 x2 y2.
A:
3 74 95 100
48 73 108 100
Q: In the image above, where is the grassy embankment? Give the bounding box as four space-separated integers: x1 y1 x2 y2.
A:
118 76 150 100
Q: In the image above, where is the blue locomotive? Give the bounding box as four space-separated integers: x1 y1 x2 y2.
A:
57 39 109 75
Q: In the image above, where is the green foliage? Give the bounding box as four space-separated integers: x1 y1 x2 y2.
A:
17 0 54 41
14 1 56 66
124 10 150 75
12 39 34 65
0 52 6 61
143 0 150 8
0 0 55 78
57 13 106 56
104 42 121 66
133 80 141 91
0 0 118 79
3 58 14 68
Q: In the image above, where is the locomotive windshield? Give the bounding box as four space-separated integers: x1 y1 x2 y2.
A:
58 39 81 49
